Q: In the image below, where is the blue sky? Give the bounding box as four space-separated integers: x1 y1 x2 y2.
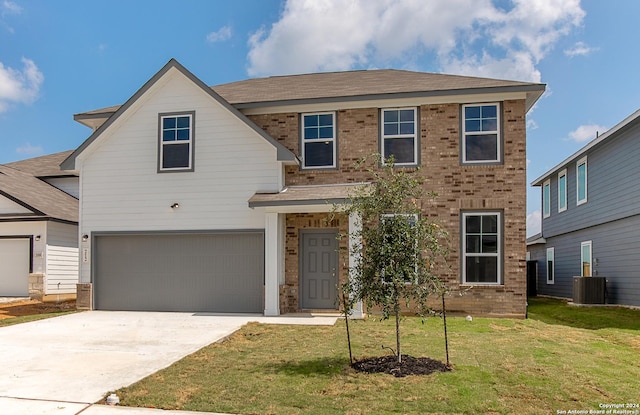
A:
1 0 638 236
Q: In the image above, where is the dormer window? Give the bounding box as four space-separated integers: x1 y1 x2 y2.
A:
159 111 194 172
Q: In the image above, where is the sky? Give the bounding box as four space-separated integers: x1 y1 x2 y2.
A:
1 0 638 237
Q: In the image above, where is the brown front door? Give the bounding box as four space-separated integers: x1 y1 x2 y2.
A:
300 230 338 309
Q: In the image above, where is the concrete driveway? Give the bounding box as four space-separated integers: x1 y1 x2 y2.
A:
0 311 337 414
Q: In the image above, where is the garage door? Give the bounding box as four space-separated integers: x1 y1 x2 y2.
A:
94 232 264 312
0 238 30 297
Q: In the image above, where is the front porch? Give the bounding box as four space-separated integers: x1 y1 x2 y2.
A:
249 184 367 317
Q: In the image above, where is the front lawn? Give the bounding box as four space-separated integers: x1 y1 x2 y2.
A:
112 298 640 414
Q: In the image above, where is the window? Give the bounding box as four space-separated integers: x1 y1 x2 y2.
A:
543 179 551 218
581 241 592 277
381 108 418 165
558 169 567 212
159 112 194 171
302 112 336 168
577 157 587 205
462 103 500 163
546 247 554 284
462 212 501 284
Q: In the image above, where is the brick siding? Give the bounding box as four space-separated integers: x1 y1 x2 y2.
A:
249 99 527 317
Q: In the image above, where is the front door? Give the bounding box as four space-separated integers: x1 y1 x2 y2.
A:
300 230 338 309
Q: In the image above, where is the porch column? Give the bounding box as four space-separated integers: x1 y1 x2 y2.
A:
349 212 365 319
264 212 281 316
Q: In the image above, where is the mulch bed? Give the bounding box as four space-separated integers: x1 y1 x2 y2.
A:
352 355 451 377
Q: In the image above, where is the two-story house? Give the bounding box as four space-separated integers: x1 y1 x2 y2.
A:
529 109 640 307
62 59 544 317
1 151 79 300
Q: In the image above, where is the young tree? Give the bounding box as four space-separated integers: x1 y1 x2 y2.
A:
334 155 449 364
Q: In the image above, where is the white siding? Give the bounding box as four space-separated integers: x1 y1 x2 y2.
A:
78 68 282 282
45 222 79 294
45 246 78 294
0 195 31 215
43 177 80 198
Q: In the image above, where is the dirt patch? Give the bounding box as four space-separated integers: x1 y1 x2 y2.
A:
352 355 451 377
0 299 76 320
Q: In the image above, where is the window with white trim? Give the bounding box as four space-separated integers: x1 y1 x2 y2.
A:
558 169 567 212
543 179 551 218
159 112 194 171
462 212 501 284
462 103 501 163
302 112 336 168
546 247 554 284
577 157 587 205
381 108 418 165
581 241 592 277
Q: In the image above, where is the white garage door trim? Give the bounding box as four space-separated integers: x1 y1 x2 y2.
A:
0 236 32 297
92 230 265 313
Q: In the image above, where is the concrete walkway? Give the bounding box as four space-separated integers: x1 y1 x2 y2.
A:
0 311 338 414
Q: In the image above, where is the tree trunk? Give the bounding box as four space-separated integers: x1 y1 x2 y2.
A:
395 304 401 364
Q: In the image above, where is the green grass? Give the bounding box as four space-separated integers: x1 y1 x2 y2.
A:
0 310 77 327
113 298 640 415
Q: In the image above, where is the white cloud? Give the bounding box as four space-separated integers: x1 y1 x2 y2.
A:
527 118 539 130
564 41 597 57
526 210 542 237
0 58 44 112
2 0 21 16
16 143 43 155
246 0 585 81
568 123 607 143
206 25 232 43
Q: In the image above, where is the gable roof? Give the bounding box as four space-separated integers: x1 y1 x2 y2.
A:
74 68 545 128
62 59 297 171
531 108 640 186
0 153 79 223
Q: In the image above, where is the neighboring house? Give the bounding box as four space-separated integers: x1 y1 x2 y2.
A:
62 59 545 316
0 151 79 300
530 109 640 307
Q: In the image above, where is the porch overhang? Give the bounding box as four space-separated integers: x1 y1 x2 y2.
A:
248 183 370 213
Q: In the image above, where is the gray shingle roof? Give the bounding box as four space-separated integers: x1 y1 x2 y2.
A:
248 183 369 207
75 68 545 120
0 152 78 223
214 69 544 108
5 150 76 177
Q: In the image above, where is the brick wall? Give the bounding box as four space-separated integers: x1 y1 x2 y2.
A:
280 213 349 313
249 100 528 317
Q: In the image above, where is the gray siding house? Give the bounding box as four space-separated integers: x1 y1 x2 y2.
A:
529 109 640 306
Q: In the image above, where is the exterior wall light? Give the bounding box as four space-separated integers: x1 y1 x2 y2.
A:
171 203 180 209
82 234 89 242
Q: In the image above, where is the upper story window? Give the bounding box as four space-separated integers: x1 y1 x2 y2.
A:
543 179 551 218
577 156 587 205
159 112 194 172
462 211 502 285
381 108 418 166
558 169 567 212
301 112 336 169
462 103 501 164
